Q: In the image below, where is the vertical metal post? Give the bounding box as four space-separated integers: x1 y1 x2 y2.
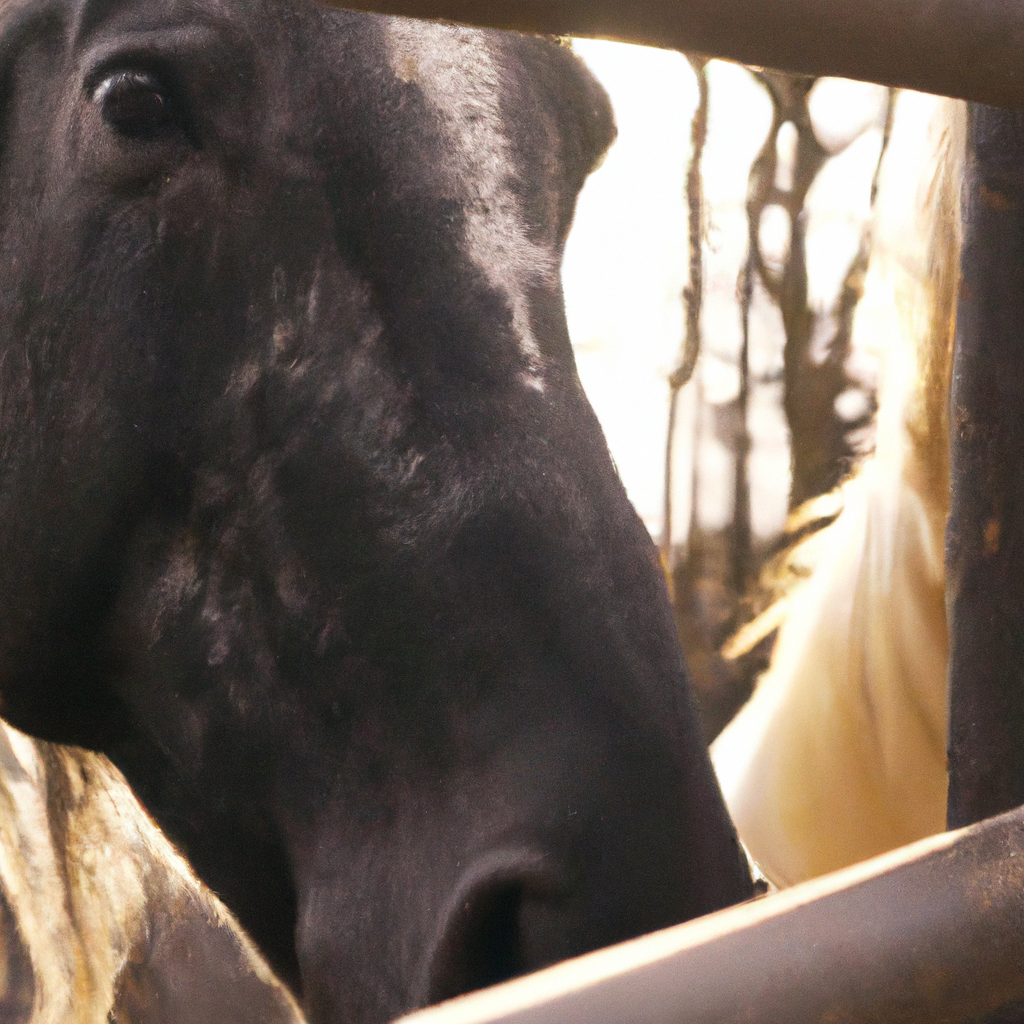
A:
947 104 1024 829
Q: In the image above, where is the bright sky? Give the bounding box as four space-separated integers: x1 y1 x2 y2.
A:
563 41 888 547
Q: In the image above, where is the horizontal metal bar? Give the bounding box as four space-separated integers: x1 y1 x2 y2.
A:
394 805 1024 1024
326 0 1024 109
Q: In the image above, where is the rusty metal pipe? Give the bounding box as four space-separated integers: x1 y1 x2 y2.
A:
394 805 1024 1024
328 0 1024 109
947 104 1024 830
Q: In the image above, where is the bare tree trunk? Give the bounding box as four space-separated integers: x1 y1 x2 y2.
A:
662 56 709 590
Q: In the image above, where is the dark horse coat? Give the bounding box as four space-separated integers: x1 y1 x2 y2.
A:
0 0 753 1019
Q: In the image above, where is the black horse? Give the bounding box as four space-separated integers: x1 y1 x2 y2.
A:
0 0 752 1019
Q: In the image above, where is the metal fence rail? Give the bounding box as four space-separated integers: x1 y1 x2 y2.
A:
948 104 1024 831
330 0 1024 109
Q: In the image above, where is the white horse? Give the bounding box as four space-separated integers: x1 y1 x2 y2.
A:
0 718 304 1024
711 92 963 887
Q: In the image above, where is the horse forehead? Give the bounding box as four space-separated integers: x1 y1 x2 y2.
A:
383 20 558 386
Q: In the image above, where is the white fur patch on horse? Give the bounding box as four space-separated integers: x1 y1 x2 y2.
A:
385 20 557 388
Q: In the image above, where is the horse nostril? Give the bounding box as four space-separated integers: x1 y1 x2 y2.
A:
427 879 526 1003
425 850 563 1005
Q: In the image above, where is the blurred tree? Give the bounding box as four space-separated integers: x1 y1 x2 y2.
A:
668 67 893 741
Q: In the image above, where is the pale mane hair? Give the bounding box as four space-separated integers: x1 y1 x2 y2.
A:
0 720 305 1023
711 92 964 888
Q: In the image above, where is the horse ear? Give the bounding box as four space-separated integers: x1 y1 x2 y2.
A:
519 38 617 244
554 41 617 180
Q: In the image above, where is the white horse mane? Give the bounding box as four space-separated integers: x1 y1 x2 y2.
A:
711 92 964 887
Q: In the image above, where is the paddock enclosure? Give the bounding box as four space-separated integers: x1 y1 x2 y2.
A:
3 0 1024 1019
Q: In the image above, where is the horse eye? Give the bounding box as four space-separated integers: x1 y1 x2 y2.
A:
93 70 174 138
